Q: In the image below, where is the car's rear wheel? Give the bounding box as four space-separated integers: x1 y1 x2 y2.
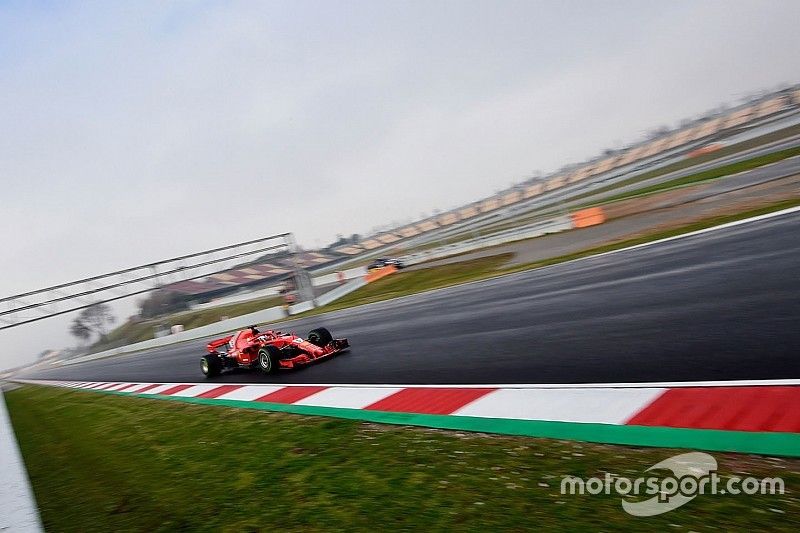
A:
258 346 281 374
201 353 222 378
307 327 333 347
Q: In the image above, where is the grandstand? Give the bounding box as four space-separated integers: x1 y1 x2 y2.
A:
157 86 800 302
160 250 339 302
331 86 800 256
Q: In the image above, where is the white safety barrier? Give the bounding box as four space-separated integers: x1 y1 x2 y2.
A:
401 215 573 266
287 300 315 315
191 266 368 309
311 266 366 287
189 285 281 310
314 277 368 307
0 389 43 532
63 273 372 366
60 215 572 367
64 305 288 366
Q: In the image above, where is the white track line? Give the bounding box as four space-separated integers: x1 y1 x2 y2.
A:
454 387 666 424
0 389 43 532
49 204 800 366
304 205 800 318
38 378 797 390
569 204 800 263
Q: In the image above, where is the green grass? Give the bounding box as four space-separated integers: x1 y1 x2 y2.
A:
501 197 800 274
426 124 800 244
91 295 285 352
94 132 800 348
597 145 800 204
642 122 800 179
302 197 800 317
580 143 800 206
93 197 800 348
94 319 159 349
164 296 285 330
305 253 514 314
405 135 800 250
6 385 799 531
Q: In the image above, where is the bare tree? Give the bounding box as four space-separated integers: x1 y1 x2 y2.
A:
138 291 188 319
70 303 116 343
69 320 91 343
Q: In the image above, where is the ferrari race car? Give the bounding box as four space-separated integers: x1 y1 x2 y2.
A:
201 326 349 377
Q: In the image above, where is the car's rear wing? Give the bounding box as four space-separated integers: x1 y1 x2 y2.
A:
206 336 232 353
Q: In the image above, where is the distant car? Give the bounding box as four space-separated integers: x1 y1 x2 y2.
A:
201 326 349 377
367 257 405 270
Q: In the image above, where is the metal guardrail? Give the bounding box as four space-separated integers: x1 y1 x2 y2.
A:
315 109 800 273
1 233 293 331
60 214 575 366
401 215 573 266
315 277 367 307
62 305 290 366
60 272 373 366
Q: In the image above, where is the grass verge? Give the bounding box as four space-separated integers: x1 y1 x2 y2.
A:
501 197 800 274
80 197 800 351
571 124 800 202
300 197 800 317
6 385 799 531
91 295 285 352
404 135 800 250
585 145 800 206
308 253 514 314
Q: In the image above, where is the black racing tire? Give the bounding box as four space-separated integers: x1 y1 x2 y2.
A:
201 353 222 378
307 327 333 347
257 346 282 374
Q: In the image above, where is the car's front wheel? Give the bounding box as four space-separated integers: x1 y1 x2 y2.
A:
307 327 333 347
201 353 222 378
257 346 281 374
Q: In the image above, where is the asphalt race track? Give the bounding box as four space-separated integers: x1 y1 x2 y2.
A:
21 209 800 385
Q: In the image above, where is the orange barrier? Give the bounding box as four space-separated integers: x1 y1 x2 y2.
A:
365 265 397 283
686 143 723 158
570 207 606 229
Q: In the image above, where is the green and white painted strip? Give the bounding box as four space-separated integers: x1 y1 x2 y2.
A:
17 379 800 457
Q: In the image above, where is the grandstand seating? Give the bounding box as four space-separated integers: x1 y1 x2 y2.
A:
724 105 755 129
502 190 522 206
614 145 646 167
160 251 347 299
593 156 618 175
523 183 543 198
334 245 363 255
546 175 568 191
568 168 589 183
376 233 401 244
360 239 383 250
322 87 800 265
479 197 502 212
437 212 460 226
690 117 722 141
754 96 787 118
417 220 439 232
396 225 422 238
458 205 480 219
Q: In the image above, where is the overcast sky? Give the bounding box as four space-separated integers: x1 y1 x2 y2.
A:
2 0 799 368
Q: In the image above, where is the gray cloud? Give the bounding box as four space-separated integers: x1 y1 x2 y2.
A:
1 0 799 366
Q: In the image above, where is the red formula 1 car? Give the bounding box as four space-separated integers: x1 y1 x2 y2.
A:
201 326 349 377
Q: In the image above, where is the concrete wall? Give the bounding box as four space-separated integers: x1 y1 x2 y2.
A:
315 277 368 307
401 215 573 266
64 269 373 366
65 305 288 366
